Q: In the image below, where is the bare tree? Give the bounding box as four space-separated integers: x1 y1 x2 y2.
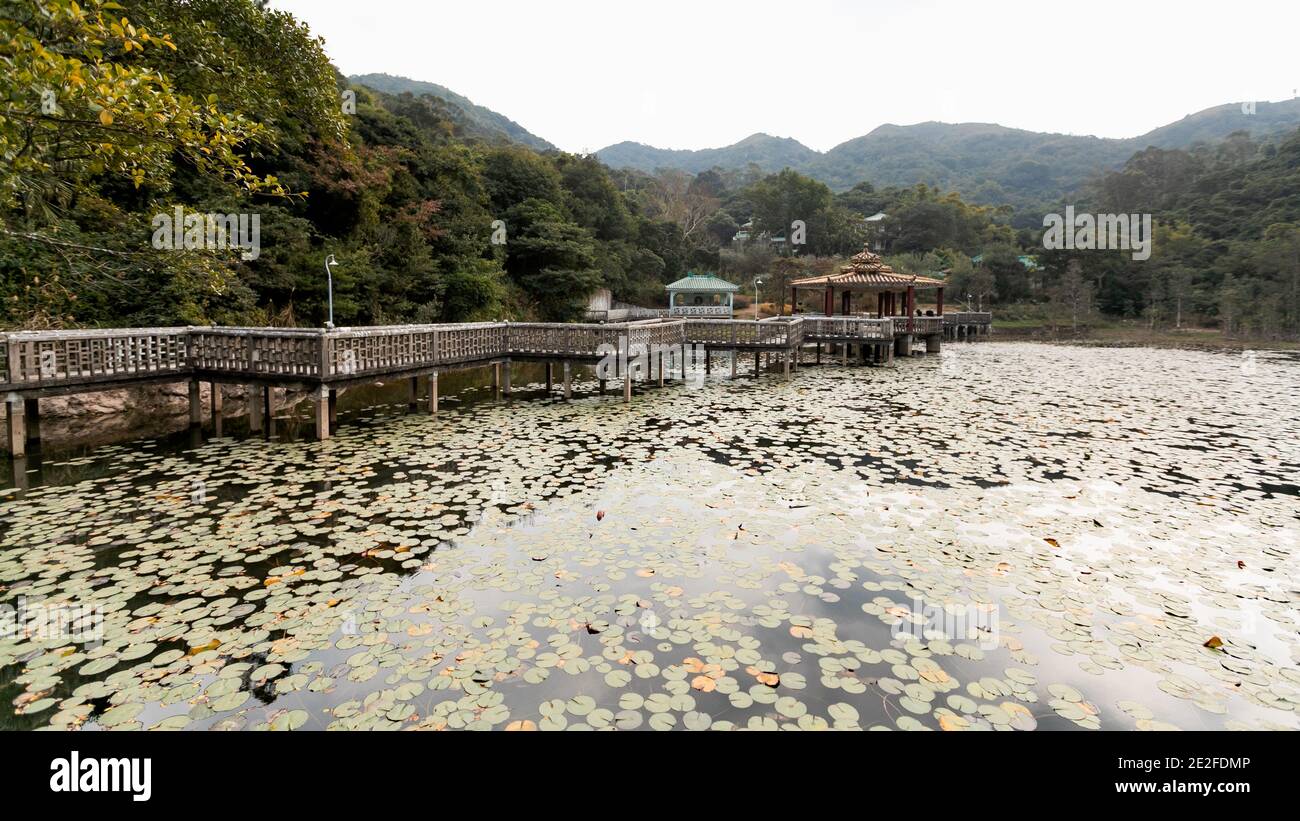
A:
642 170 720 243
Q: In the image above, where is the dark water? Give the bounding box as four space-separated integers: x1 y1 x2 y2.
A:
1 344 1297 731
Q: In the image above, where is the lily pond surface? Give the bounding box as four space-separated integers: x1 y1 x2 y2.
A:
2 342 1298 731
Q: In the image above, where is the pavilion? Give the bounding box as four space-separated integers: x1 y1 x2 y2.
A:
665 272 740 317
789 248 945 319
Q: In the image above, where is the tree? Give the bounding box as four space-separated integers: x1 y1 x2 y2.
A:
1052 261 1094 333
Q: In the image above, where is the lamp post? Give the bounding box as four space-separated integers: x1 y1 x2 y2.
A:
324 255 338 330
754 278 763 321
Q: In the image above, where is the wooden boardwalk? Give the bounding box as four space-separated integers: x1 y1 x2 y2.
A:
2 314 991 454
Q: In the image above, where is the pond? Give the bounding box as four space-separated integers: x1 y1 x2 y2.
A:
1 342 1297 731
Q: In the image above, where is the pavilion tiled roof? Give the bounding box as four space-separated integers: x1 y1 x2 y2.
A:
665 272 740 292
790 248 945 288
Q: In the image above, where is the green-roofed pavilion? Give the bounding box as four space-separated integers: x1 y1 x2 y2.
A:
665 272 740 317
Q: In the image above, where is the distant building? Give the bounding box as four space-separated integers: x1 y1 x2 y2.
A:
665 272 740 317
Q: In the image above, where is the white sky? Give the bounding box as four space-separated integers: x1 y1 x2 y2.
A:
270 0 1299 154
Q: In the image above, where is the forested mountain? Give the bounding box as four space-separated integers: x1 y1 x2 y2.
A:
598 99 1300 224
348 73 556 151
598 133 821 176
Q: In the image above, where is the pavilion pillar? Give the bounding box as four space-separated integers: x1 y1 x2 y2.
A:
937 287 945 317
563 361 572 401
824 287 832 315
5 393 25 457
907 285 915 320
428 372 438 414
842 290 850 315
790 286 797 315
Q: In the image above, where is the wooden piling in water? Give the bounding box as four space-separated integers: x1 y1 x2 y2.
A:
211 382 223 437
428 371 438 414
188 379 201 427
563 361 572 401
248 385 263 433
313 387 330 440
5 393 25 458
24 397 39 447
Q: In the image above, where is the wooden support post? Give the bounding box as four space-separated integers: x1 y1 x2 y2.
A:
842 344 848 366
926 334 942 354
9 454 27 491
210 382 224 437
248 385 263 433
264 386 276 438
314 387 330 440
657 351 664 387
598 378 605 395
705 351 711 375
429 372 438 414
5 393 25 458
546 362 553 393
492 362 500 398
24 398 39 446
502 359 512 396
754 351 761 377
783 353 791 381
563 361 572 400
816 343 822 364
408 377 419 411
189 379 202 427
328 389 338 427
623 371 632 403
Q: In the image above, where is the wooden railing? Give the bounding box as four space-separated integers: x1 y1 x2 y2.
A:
907 317 943 336
802 317 894 340
943 312 992 326
1 317 815 393
1 328 190 389
190 327 326 378
684 318 803 348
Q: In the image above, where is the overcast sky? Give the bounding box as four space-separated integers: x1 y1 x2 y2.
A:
270 0 1298 154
